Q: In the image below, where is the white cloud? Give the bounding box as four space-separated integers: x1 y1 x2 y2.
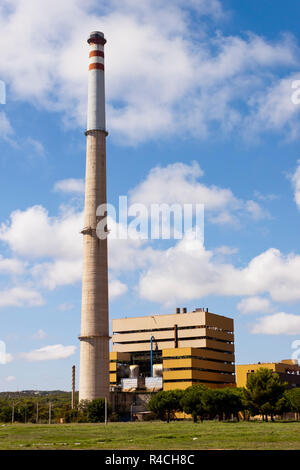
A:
237 296 273 315
245 200 270 221
108 218 158 272
58 302 75 311
214 246 239 255
26 138 45 157
31 259 82 290
0 1 298 144
5 376 16 382
0 205 83 260
3 353 13 364
20 344 76 361
0 112 13 141
129 161 268 224
0 203 150 291
291 160 300 210
54 178 85 195
246 73 300 141
109 279 128 299
0 158 298 310
0 204 83 290
138 237 300 305
251 312 300 335
0 287 44 308
253 191 279 202
0 256 25 275
32 329 47 340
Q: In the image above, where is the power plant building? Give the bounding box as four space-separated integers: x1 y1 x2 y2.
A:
110 308 236 391
236 360 300 389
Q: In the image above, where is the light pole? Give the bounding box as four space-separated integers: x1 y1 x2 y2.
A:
104 397 107 425
150 336 154 377
11 401 14 424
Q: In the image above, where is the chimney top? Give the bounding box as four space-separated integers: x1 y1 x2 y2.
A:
88 31 106 45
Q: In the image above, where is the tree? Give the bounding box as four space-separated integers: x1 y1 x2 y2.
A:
180 386 244 422
86 399 111 423
148 390 184 422
208 388 244 421
180 385 208 422
0 405 11 423
243 368 287 421
286 388 300 419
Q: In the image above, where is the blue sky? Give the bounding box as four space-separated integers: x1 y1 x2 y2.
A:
1 0 300 391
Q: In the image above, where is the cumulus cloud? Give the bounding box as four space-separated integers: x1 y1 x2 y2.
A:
54 178 85 195
31 259 82 290
237 296 273 315
291 160 300 210
0 189 298 308
0 205 83 260
0 255 25 275
5 376 16 382
0 340 14 364
253 191 279 202
58 302 75 311
109 279 128 299
32 329 47 340
20 344 76 361
214 246 239 255
0 287 44 308
5 353 13 364
0 1 298 144
138 237 300 305
247 73 300 141
245 200 270 221
0 201 146 293
251 312 300 335
0 160 299 310
0 112 13 141
26 138 45 158
129 161 268 224
0 204 83 290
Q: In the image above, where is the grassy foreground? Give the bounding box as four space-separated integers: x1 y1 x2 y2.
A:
0 421 300 450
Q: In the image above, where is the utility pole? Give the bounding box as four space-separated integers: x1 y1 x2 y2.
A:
48 402 52 425
150 336 154 377
104 397 107 425
72 365 76 409
11 401 14 424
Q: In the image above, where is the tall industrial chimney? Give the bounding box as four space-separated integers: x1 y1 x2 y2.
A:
79 31 109 402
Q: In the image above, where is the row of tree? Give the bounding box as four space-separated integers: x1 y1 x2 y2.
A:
0 392 107 424
148 368 300 422
1 368 300 423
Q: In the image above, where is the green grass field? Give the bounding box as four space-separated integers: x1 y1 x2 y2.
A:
0 421 300 450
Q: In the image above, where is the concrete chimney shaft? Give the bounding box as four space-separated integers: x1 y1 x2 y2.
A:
79 31 110 402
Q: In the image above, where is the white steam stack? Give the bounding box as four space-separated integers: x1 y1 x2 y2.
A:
79 31 109 401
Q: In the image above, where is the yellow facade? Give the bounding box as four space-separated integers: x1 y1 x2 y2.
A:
109 351 131 386
110 309 236 391
162 347 235 391
236 360 300 388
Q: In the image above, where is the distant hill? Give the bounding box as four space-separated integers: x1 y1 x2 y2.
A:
0 390 72 397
